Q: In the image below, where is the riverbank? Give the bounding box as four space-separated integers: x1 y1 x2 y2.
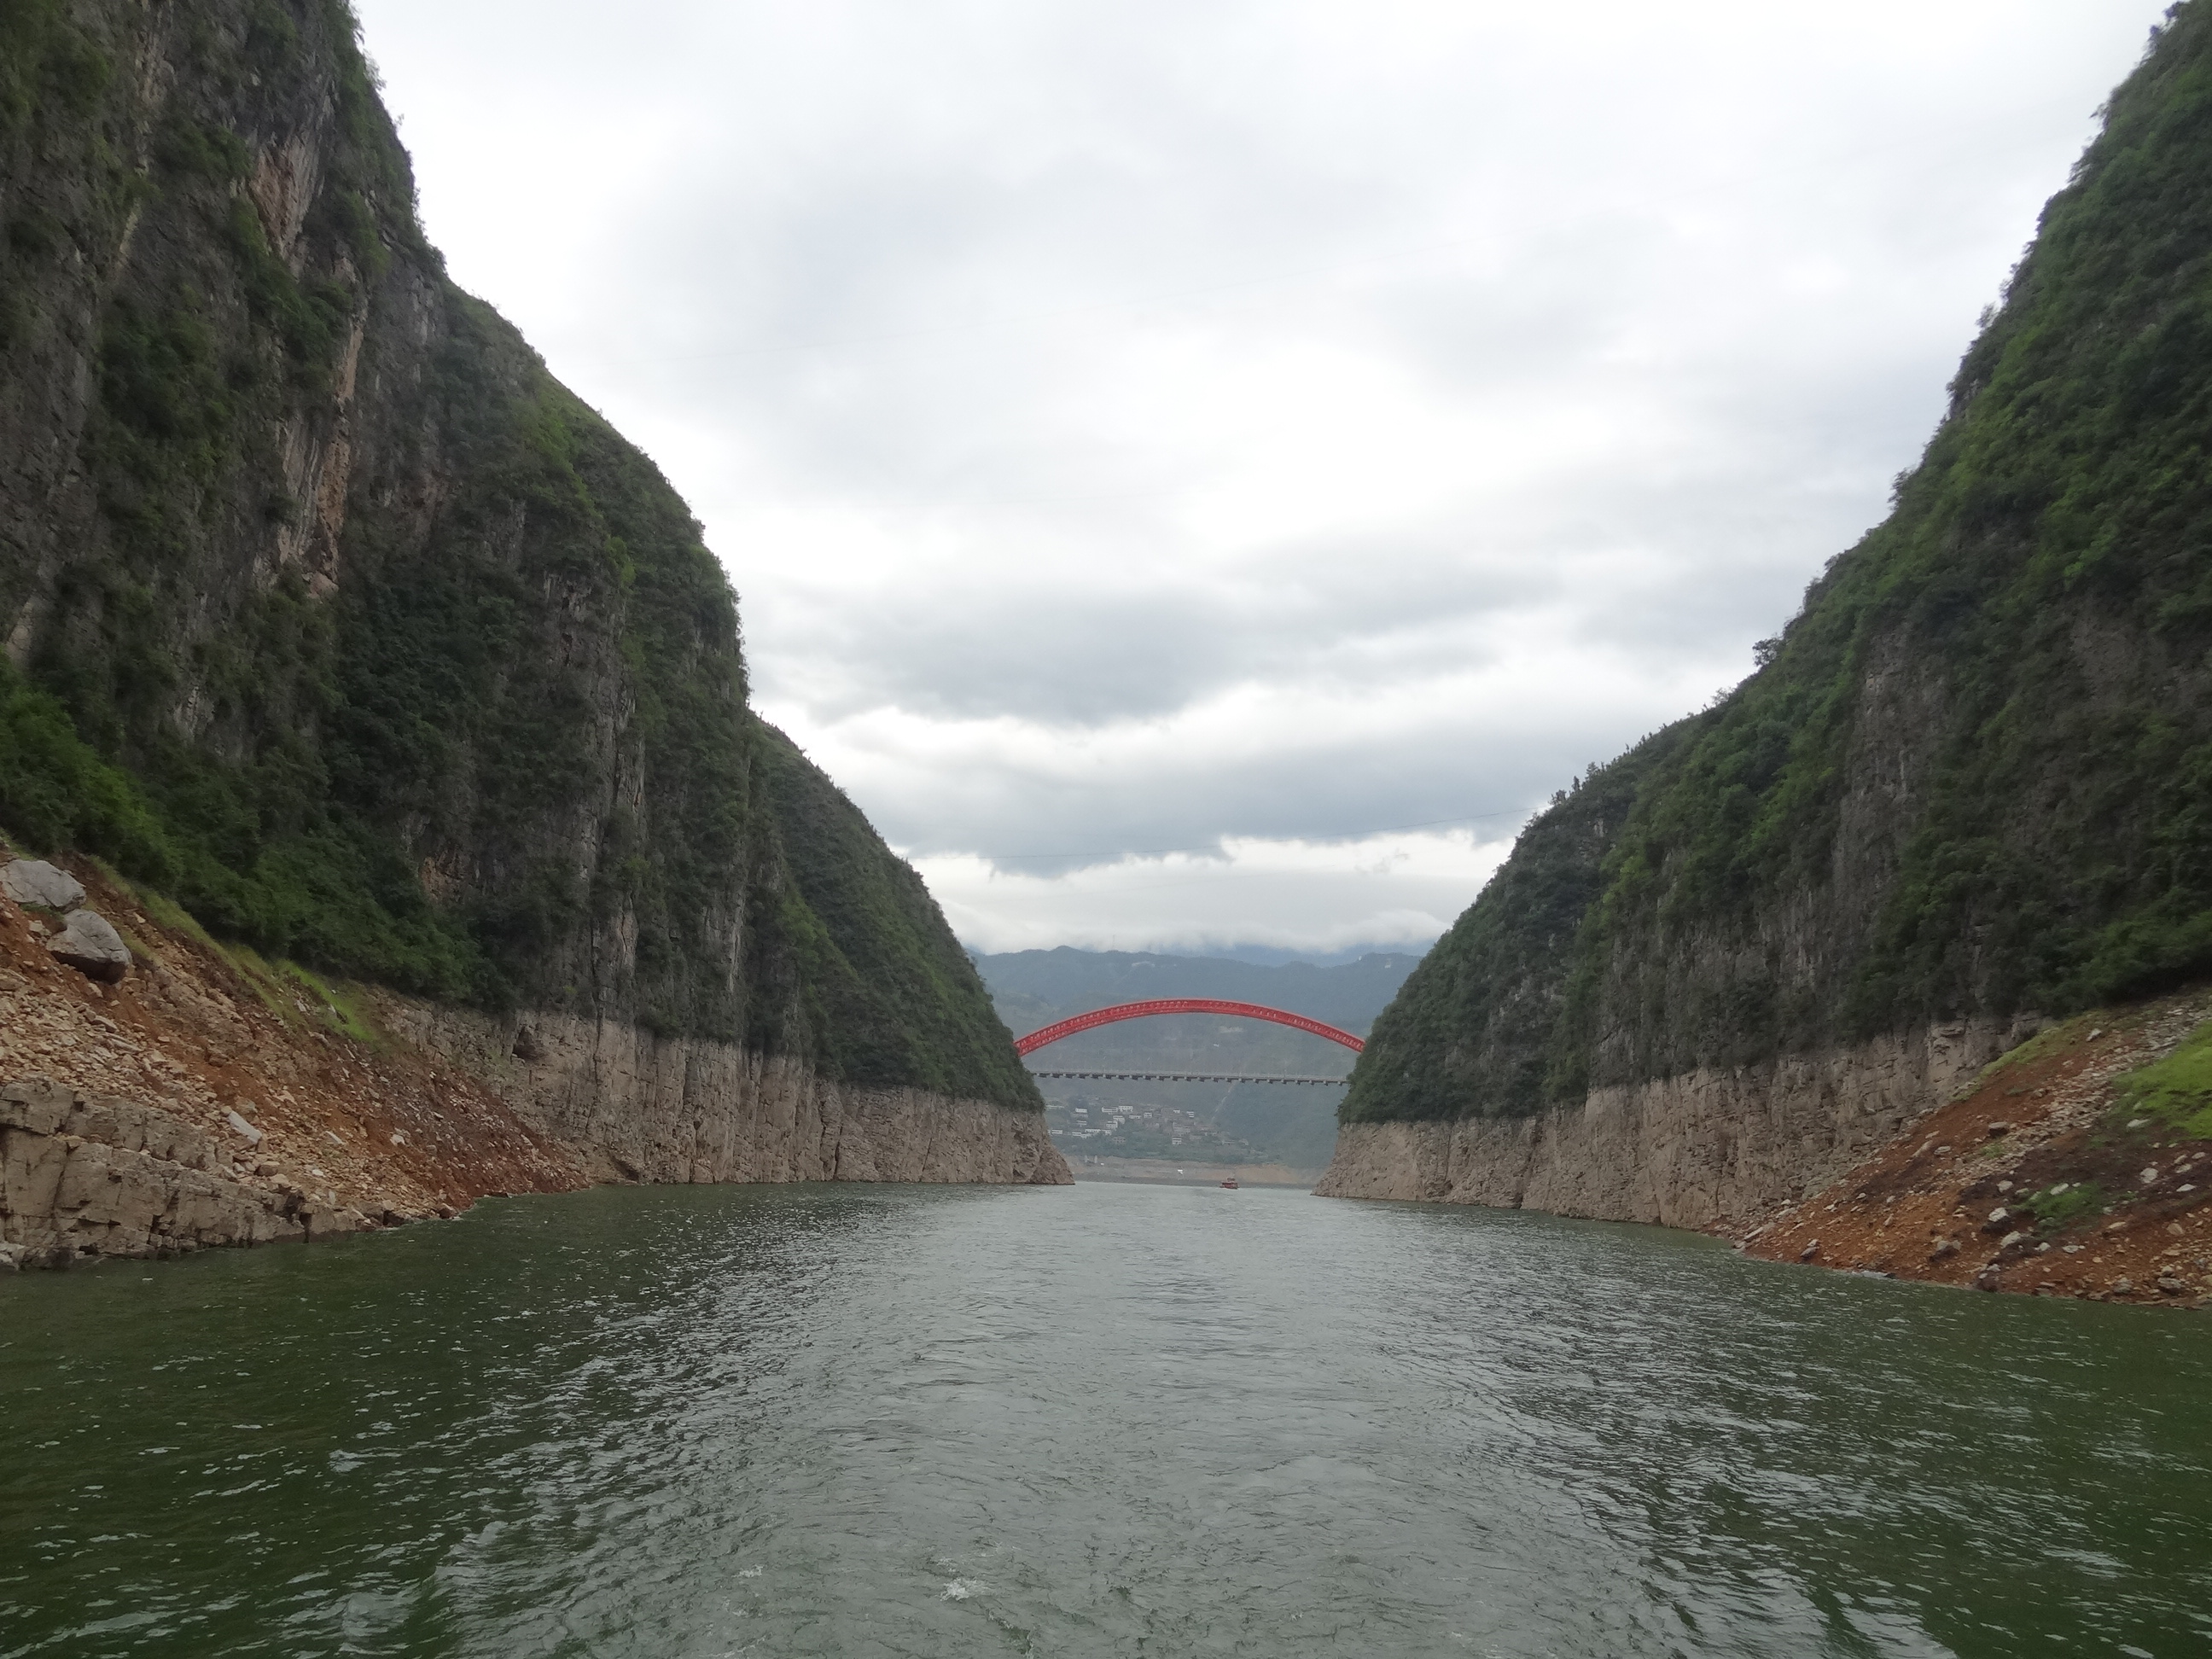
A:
0 853 1064 1269
1318 985 2212 1308
1738 993 2212 1306
1061 1153 1318 1187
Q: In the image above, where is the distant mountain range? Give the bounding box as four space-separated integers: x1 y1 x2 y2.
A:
970 947 1425 1170
973 946 1423 1039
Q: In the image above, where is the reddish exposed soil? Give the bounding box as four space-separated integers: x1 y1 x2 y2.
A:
1738 993 2212 1308
0 854 587 1225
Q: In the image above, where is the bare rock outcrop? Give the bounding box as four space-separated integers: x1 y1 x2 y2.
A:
1317 1020 2011 1229
0 862 1065 1272
45 910 131 983
3 859 130 983
0 859 85 912
386 1003 1073 1189
0 1074 379 1269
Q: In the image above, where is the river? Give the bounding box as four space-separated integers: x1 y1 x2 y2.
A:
2 1182 2207 1656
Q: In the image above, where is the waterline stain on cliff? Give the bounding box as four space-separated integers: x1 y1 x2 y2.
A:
1 850 1064 1271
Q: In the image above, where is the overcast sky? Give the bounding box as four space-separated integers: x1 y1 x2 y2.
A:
353 0 2163 957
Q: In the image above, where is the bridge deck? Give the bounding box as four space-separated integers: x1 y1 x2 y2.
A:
1026 1069 1349 1086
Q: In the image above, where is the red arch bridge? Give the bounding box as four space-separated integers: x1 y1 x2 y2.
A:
1014 998 1362 1087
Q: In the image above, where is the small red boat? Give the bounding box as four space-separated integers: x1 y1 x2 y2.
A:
1219 1177 1239 1189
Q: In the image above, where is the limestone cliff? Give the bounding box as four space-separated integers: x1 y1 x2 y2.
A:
1326 9 2212 1241
385 1004 1069 1189
0 0 1056 1215
1318 1019 2018 1226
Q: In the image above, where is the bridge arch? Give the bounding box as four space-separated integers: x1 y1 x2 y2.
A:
1013 998 1365 1057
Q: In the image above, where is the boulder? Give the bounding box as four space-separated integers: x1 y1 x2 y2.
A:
46 910 131 982
0 859 85 911
300 1203 375 1241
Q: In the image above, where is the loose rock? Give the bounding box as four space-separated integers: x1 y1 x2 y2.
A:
45 911 131 982
0 859 85 911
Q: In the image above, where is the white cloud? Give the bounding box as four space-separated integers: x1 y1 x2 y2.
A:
354 0 2166 952
917 828 1516 956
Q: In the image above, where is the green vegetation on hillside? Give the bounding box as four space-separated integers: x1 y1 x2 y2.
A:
3 0 482 995
1347 736 1684 1121
1349 6 2212 1124
752 725 1040 1109
0 0 1037 1109
1 652 487 996
2114 1018 2212 1138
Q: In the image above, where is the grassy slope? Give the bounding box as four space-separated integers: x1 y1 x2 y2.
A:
1348 7 2212 1125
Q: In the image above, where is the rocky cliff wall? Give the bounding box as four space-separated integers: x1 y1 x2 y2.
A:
0 0 1046 1132
387 1003 1072 1188
1318 1018 2017 1228
1332 11 2212 1234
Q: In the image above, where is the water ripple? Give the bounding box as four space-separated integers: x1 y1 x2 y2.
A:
3 1183 2209 1656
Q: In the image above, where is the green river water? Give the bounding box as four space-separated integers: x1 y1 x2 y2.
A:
2 1181 2207 1657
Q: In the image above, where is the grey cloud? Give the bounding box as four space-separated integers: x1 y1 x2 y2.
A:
810 687 1686 869
357 0 2168 948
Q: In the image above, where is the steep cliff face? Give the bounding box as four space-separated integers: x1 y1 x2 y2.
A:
386 1004 1069 1190
1320 1017 2018 1226
0 0 1047 1155
1330 9 2212 1224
